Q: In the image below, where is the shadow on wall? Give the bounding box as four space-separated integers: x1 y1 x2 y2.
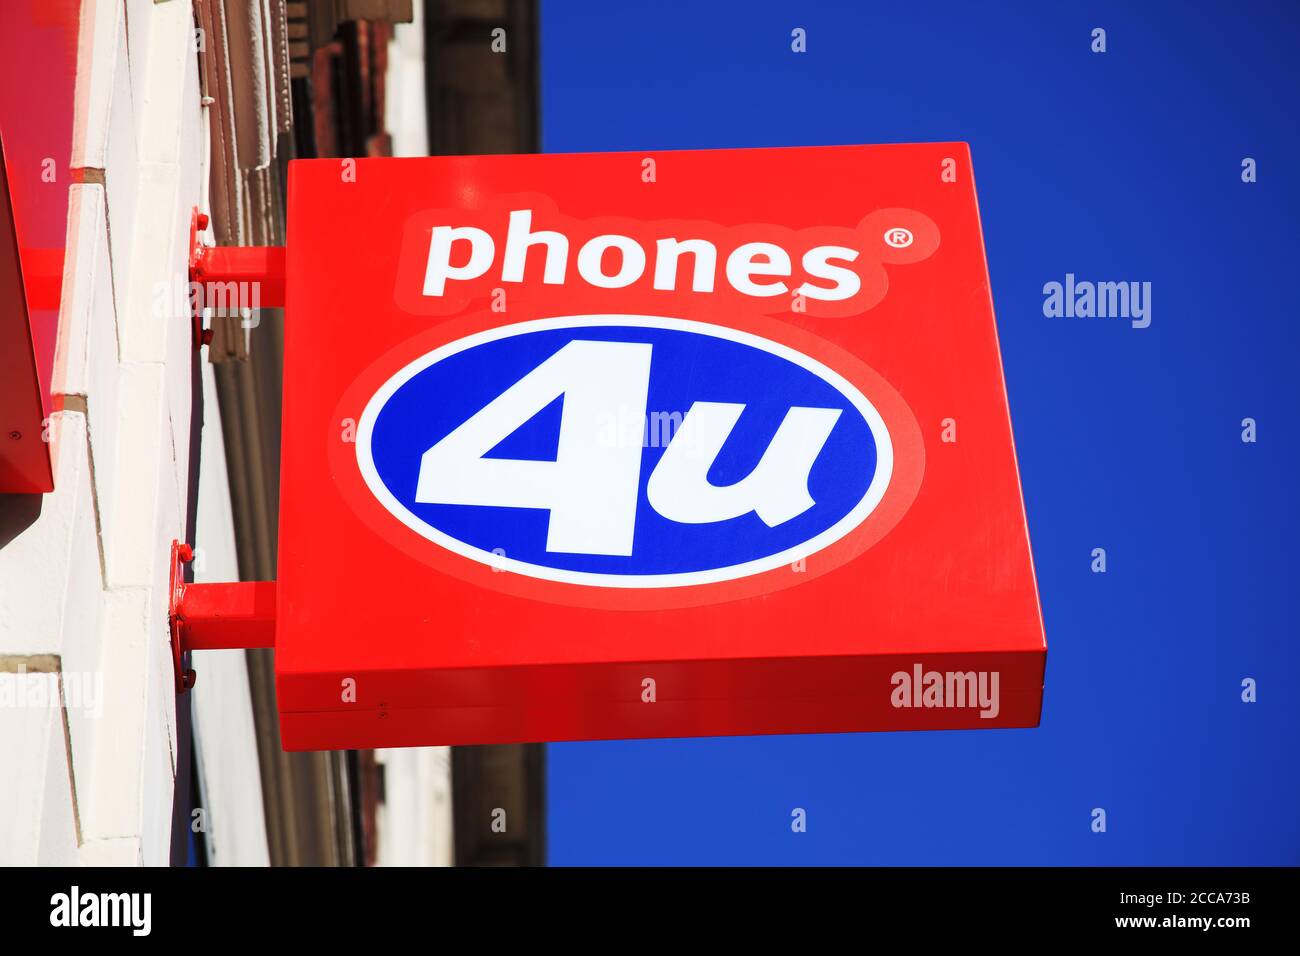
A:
0 494 42 550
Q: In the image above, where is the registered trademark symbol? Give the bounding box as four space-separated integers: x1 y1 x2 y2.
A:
884 227 914 249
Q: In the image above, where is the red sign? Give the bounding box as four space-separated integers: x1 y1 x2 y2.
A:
277 144 1046 749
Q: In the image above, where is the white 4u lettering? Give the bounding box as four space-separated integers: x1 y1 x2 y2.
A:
415 339 839 555
647 402 841 527
416 340 651 555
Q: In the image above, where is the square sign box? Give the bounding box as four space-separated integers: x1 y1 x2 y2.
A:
278 144 1046 750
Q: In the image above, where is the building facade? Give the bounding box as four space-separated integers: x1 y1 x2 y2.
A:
1 0 542 867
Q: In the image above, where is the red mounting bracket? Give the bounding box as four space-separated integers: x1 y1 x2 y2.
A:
169 540 277 694
186 207 287 350
187 209 211 350
171 212 287 690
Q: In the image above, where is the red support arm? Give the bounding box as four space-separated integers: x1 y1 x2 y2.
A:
193 245 286 308
169 541 276 692
179 581 277 651
18 247 64 311
185 209 287 349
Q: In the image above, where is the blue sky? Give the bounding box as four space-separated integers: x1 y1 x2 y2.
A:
541 1 1300 865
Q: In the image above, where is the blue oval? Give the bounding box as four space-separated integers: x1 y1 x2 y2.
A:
358 317 890 587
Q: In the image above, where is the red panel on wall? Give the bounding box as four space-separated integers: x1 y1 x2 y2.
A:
0 1 79 493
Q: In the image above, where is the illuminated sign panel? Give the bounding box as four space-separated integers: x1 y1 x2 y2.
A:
277 144 1045 749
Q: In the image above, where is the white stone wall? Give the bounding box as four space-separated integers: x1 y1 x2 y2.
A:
375 747 454 866
0 0 203 866
3 0 458 867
